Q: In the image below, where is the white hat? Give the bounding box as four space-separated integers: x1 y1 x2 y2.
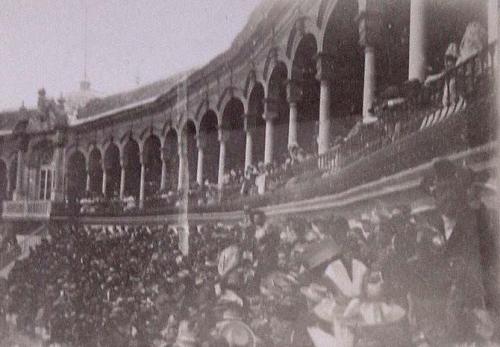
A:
218 244 240 277
444 43 459 59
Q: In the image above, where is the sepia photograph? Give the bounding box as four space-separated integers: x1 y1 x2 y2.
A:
0 0 499 346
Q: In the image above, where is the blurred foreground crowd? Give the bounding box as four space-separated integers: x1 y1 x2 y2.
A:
1 159 499 347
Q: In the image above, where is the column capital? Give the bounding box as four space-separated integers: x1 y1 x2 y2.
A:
286 79 302 104
243 113 256 133
356 0 383 48
263 98 279 121
196 134 207 149
315 53 335 81
218 128 230 143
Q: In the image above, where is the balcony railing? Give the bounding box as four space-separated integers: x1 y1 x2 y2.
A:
2 200 52 220
263 42 497 191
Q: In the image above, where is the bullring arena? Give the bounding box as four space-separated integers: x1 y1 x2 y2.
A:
0 0 499 346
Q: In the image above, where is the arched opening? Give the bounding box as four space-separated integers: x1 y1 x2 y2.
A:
8 157 17 199
323 0 364 139
199 110 219 184
143 135 162 198
88 149 103 195
292 33 320 154
123 138 141 199
247 83 266 165
27 139 54 200
164 129 178 191
221 98 245 174
182 120 198 186
0 160 7 204
103 143 120 198
267 62 289 163
378 0 411 90
66 151 86 203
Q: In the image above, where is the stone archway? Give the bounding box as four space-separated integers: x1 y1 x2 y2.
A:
123 139 141 199
221 98 245 174
182 120 197 186
292 33 320 154
104 143 120 198
267 62 289 163
199 110 219 184
247 83 266 166
143 135 162 198
164 129 178 191
88 148 103 195
322 0 364 138
66 151 86 202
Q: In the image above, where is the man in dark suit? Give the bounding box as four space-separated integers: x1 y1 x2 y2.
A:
416 159 487 344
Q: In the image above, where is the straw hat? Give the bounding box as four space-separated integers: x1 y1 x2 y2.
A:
217 320 256 347
444 42 459 60
174 320 198 347
300 239 341 270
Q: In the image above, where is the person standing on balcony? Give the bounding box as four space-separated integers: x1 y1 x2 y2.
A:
425 43 459 106
456 22 488 66
425 22 487 107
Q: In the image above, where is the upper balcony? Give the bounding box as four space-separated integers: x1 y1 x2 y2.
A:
2 42 497 222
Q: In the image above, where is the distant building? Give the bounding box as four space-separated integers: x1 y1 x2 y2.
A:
63 80 100 123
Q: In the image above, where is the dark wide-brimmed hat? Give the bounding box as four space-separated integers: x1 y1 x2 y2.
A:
419 158 489 196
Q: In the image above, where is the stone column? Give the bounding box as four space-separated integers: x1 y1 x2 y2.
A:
177 143 185 191
408 0 427 81
51 131 65 202
286 79 301 148
217 129 229 188
489 0 498 44
263 98 279 164
357 0 382 123
101 164 107 196
316 53 334 155
119 157 126 199
196 135 206 186
139 155 145 208
6 167 11 198
244 113 255 169
85 162 91 192
160 148 168 191
13 136 28 201
14 151 24 201
488 0 499 67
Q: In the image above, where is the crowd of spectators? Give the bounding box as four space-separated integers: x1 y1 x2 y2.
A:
2 158 499 346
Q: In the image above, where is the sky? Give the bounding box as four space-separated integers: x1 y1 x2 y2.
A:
0 0 261 110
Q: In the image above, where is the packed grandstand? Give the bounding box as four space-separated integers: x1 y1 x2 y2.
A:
2 160 500 346
0 0 499 346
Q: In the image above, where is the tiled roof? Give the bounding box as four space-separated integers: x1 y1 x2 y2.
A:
76 70 192 119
